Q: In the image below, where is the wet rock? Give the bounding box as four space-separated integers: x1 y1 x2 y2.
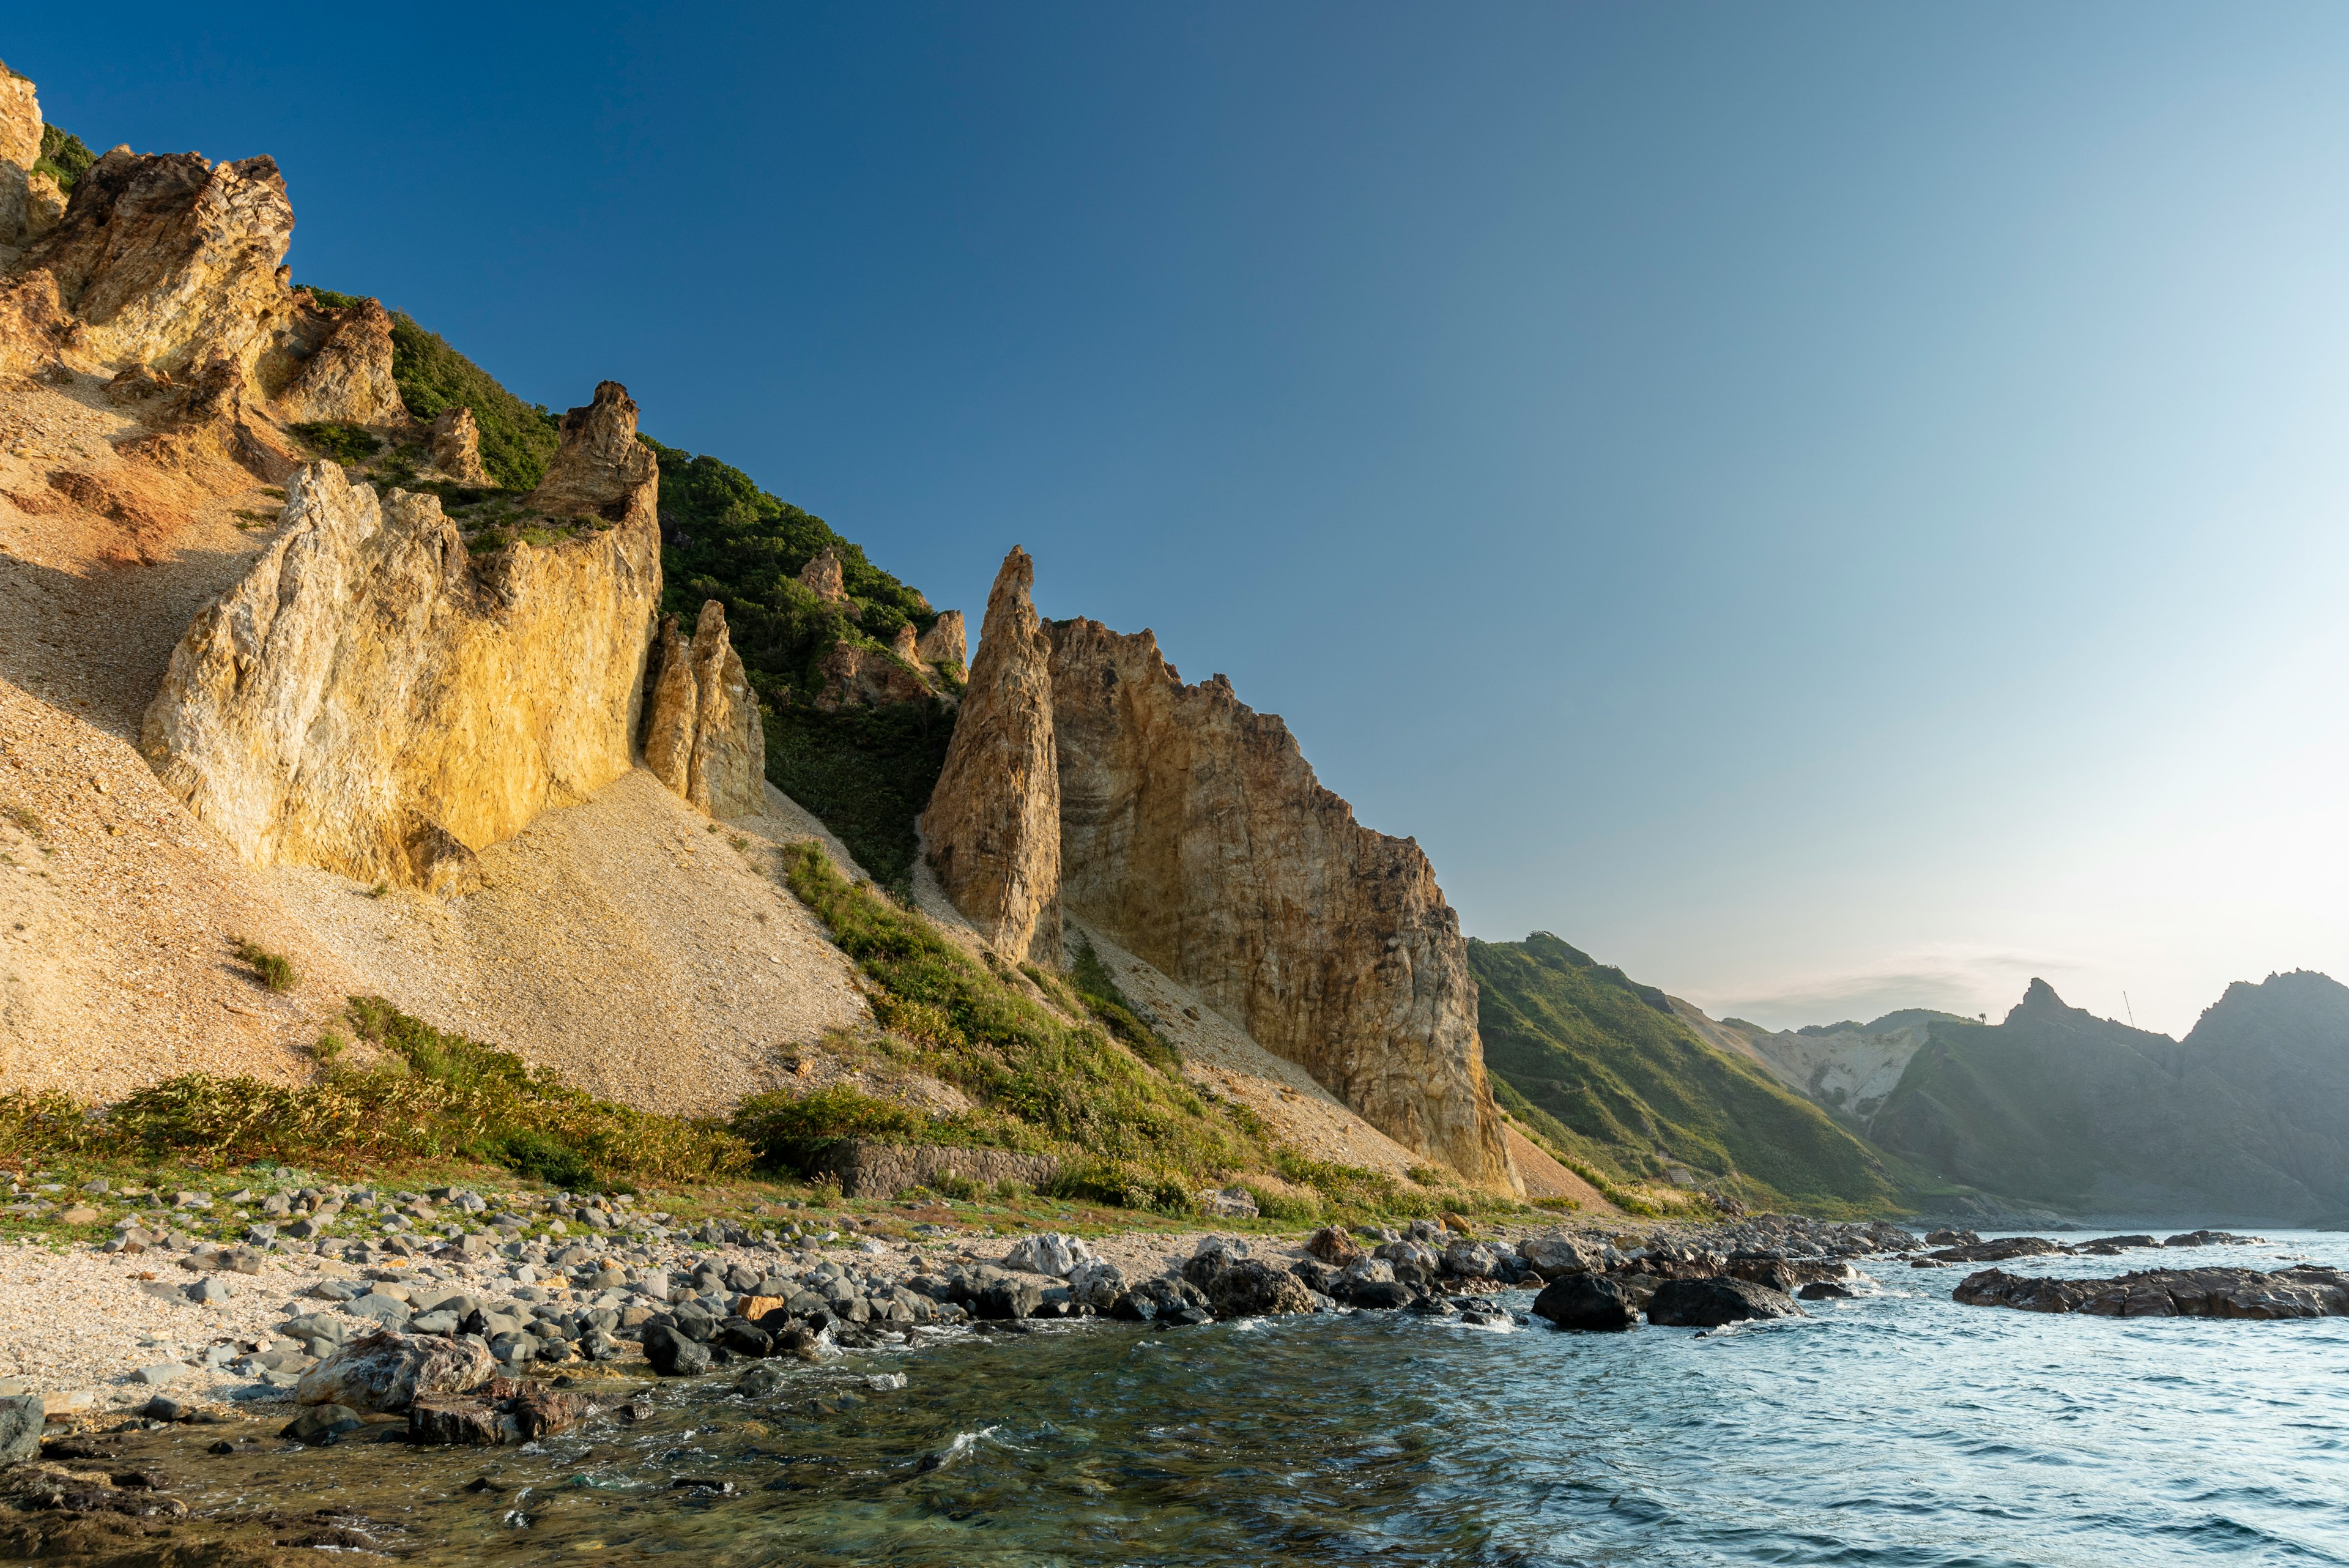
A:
642 1325 713 1378
1341 1280 1416 1312
1441 1239 1505 1279
2163 1231 2266 1249
1646 1277 1806 1329
1531 1274 1638 1332
1108 1277 1208 1323
0 1396 43 1463
280 1403 365 1446
1179 1237 1250 1294
1923 1228 1981 1247
1928 1237 2065 1264
1204 1260 1315 1320
294 1331 494 1414
1798 1280 1855 1301
1954 1264 2348 1318
735 1365 788 1398
971 1280 1047 1321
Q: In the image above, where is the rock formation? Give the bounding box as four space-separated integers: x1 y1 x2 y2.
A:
431 406 489 484
26 148 299 384
275 296 402 425
139 382 663 893
798 547 847 602
920 548 1061 962
916 609 967 674
0 75 395 458
1046 618 1518 1192
1955 1263 2349 1319
0 64 58 259
813 639 935 710
642 600 766 819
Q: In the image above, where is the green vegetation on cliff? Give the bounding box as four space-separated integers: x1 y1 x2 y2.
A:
1469 931 1926 1215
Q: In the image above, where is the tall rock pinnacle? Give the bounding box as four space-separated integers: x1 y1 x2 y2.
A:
920 547 1063 962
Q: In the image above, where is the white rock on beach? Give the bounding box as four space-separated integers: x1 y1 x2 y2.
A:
1004 1232 1094 1278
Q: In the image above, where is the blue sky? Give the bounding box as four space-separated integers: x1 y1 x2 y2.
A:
18 3 2349 1036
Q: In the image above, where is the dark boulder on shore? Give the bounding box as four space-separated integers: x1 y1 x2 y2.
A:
1954 1264 2347 1318
1928 1237 2065 1264
1531 1274 1637 1332
1205 1260 1315 1320
642 1324 713 1377
1646 1276 1805 1328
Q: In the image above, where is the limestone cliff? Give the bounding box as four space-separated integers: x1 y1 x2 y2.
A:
642 600 766 819
919 548 1061 962
139 382 663 891
430 406 488 484
1045 618 1519 1192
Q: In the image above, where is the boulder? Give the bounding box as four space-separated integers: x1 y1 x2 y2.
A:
294 1332 492 1414
1107 1276 1208 1323
0 1395 43 1463
1646 1277 1806 1329
1180 1236 1250 1293
1066 1260 1126 1311
407 1377 595 1447
1003 1232 1094 1279
1531 1274 1638 1332
1797 1280 1855 1301
971 1280 1047 1321
1304 1226 1362 1266
1928 1237 2065 1264
1517 1232 1603 1280
1204 1260 1316 1320
642 1324 714 1377
1441 1239 1504 1279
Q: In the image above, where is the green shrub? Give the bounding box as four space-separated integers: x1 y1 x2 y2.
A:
34 123 94 191
231 938 295 993
291 422 382 465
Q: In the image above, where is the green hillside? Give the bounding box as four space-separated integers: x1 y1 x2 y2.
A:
1469 932 1939 1216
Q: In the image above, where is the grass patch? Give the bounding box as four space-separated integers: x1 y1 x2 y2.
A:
763 705 953 897
0 998 748 1188
1068 937 1185 1077
229 937 295 993
290 422 382 466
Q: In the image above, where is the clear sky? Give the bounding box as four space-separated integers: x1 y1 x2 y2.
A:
17 3 2349 1038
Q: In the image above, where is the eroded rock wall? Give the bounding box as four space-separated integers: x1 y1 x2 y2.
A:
1047 618 1520 1192
139 384 663 891
642 600 765 819
919 548 1060 962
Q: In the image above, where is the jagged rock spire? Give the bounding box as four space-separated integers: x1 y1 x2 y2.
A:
920 547 1061 962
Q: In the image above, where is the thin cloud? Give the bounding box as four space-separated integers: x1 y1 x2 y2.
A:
1691 947 2090 1033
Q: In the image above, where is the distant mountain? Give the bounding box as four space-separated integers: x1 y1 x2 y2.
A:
1468 933 1958 1216
1867 974 2349 1224
1703 1008 1979 1133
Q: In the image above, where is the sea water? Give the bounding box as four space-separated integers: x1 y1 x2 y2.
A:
120 1231 2349 1564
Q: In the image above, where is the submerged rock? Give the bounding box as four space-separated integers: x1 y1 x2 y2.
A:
1645 1277 1805 1329
1953 1265 2347 1319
